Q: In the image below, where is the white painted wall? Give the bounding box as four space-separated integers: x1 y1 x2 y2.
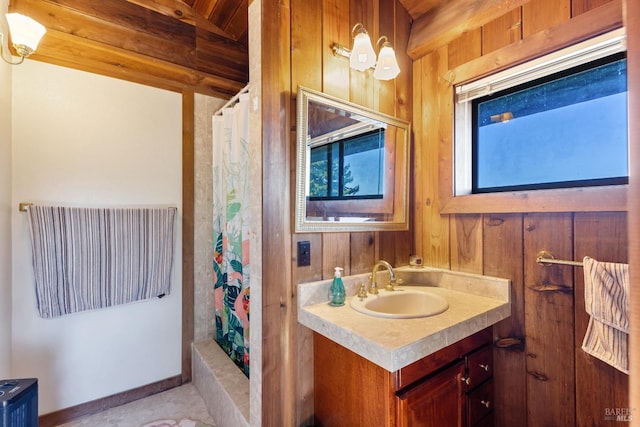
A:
11 60 182 414
0 0 12 379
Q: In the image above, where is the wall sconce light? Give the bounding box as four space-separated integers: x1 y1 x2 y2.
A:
1 13 47 65
373 36 400 81
331 23 400 80
349 23 376 71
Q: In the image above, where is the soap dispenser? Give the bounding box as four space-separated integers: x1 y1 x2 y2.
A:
329 267 346 306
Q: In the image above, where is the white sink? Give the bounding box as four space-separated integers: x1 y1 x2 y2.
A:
350 289 449 319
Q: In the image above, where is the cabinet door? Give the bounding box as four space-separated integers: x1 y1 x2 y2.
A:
396 361 467 427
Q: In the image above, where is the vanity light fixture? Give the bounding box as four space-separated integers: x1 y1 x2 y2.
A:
1 13 46 65
373 36 400 80
349 23 376 71
331 23 401 80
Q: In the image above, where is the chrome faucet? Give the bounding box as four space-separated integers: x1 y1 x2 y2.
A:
369 260 397 294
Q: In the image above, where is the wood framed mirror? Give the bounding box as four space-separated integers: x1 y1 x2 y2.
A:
295 86 411 232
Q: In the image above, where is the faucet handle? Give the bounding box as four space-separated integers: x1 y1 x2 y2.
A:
356 283 368 300
384 276 401 292
368 275 379 294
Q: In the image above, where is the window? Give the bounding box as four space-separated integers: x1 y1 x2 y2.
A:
309 129 385 200
454 29 628 196
472 53 627 193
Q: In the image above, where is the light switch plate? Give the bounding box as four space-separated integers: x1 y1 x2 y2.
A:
297 241 311 267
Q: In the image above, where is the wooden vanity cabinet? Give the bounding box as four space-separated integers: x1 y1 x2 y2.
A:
313 328 494 427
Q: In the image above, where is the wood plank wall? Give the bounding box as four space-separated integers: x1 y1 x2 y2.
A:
261 0 412 424
627 0 640 419
412 0 629 426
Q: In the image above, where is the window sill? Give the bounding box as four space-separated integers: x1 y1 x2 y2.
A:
440 185 627 214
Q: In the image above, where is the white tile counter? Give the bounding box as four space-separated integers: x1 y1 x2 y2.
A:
297 266 511 372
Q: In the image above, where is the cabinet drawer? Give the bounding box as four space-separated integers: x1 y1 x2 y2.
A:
472 411 494 427
394 328 492 391
466 345 493 388
467 379 493 425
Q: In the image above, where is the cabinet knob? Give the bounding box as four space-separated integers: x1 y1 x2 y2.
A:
479 363 490 371
480 400 491 409
461 377 471 385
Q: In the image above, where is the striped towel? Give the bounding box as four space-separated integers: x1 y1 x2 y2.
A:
26 206 176 318
581 256 629 374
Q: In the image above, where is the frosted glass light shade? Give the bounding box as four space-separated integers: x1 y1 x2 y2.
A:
5 13 46 57
373 45 400 80
350 32 376 71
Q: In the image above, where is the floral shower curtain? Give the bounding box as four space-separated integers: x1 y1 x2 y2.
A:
212 92 250 377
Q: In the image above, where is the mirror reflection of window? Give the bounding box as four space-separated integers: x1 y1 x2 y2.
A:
309 128 385 200
296 85 410 232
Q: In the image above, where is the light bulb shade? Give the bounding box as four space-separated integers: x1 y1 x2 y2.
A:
373 45 400 80
350 32 376 71
6 13 46 57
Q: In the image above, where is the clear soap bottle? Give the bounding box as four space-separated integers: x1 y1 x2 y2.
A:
329 266 346 306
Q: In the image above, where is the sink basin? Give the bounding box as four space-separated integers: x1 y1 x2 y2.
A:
350 289 449 319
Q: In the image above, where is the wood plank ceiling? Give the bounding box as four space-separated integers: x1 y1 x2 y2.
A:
6 0 459 98
8 0 249 98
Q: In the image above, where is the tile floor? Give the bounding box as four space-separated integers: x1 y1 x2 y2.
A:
55 384 216 427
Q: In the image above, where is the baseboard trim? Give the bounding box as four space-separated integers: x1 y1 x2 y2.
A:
38 374 183 427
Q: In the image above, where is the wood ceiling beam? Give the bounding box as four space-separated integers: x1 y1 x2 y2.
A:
124 0 197 25
125 0 242 41
407 0 530 60
15 0 196 67
191 0 216 20
31 28 244 98
9 0 248 98
400 0 446 21
196 25 248 80
218 0 248 42
25 0 195 44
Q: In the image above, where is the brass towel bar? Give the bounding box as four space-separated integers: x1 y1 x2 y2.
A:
536 250 583 267
19 203 178 213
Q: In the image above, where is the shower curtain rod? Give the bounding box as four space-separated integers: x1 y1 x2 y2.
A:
214 83 250 116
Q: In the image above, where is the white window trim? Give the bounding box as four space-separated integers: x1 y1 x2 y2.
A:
453 28 627 196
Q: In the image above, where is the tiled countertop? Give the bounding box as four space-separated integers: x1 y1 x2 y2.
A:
297 266 511 372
